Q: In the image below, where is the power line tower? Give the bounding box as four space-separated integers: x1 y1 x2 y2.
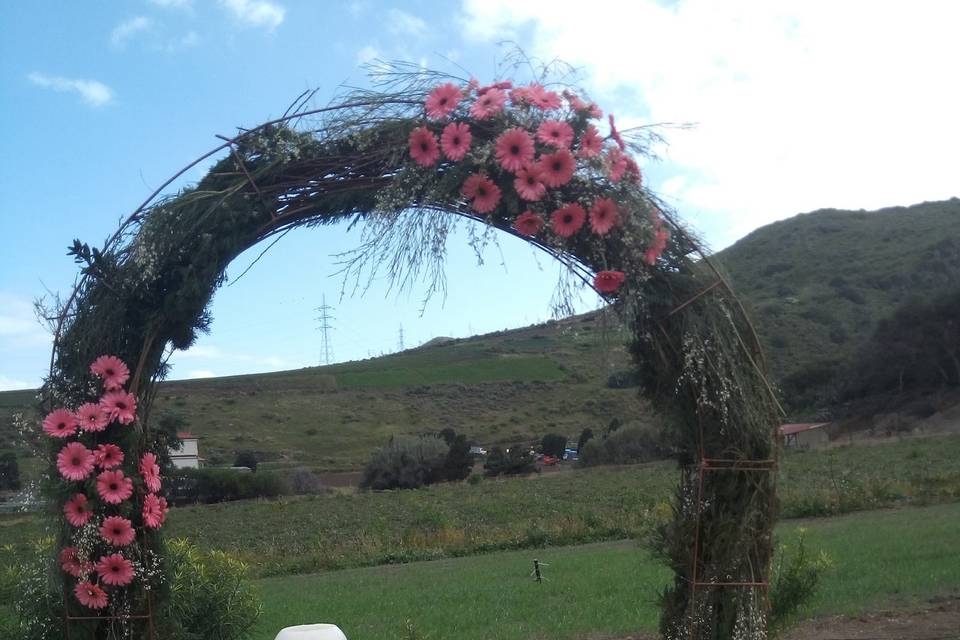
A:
315 295 335 365
398 324 405 351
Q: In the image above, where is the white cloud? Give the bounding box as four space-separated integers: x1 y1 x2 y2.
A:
111 16 152 48
219 0 285 30
460 0 960 246
27 72 114 107
0 293 49 343
387 9 426 37
0 376 33 392
187 370 215 379
356 44 381 65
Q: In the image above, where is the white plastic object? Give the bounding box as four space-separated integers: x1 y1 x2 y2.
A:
274 623 348 640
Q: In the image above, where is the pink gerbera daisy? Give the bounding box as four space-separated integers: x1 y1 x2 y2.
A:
539 149 576 188
100 390 137 425
594 270 626 294
95 443 124 469
76 402 109 432
470 87 506 120
97 469 133 505
606 147 629 183
461 174 486 199
550 203 587 238
43 408 78 439
589 198 620 235
75 581 109 610
60 547 91 578
513 165 547 202
478 80 512 94
57 442 95 482
563 90 588 112
408 127 440 167
64 493 93 527
588 102 603 119
624 156 642 184
96 553 135 586
512 211 544 237
527 83 562 110
608 114 626 151
143 493 168 529
425 83 461 119
140 452 162 493
536 120 574 149
440 122 472 161
470 177 502 214
89 355 130 390
495 128 535 173
645 229 670 265
509 86 532 106
100 515 136 547
578 125 602 158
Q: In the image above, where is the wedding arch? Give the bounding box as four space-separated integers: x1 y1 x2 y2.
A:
39 63 782 639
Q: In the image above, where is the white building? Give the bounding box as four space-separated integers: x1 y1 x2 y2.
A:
169 432 201 469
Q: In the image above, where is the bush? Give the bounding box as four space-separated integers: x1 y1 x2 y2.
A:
540 433 567 458
483 446 535 477
579 425 666 466
170 468 285 504
0 453 19 490
165 539 262 640
288 468 326 494
233 450 259 471
769 530 831 636
361 435 449 490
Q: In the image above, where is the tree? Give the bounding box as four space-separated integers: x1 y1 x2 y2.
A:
0 452 20 490
438 427 457 446
361 435 448 490
484 446 535 477
540 433 567 458
233 450 258 471
442 434 474 481
577 428 595 452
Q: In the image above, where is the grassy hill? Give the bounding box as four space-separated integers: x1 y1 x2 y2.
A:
4 198 958 465
715 198 960 407
1 311 648 471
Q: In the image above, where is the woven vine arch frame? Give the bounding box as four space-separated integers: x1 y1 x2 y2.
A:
42 66 783 639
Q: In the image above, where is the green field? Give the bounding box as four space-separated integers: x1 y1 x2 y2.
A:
3 435 959 580
250 502 960 640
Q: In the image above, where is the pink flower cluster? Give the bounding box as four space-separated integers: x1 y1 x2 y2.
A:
407 79 668 296
45 355 170 610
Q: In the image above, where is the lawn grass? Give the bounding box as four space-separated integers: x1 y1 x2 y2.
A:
251 502 960 640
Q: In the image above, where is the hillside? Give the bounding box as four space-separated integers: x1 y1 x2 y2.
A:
715 198 960 407
1 311 649 471
4 199 958 466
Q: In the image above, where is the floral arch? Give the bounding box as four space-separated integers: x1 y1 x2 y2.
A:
39 64 781 639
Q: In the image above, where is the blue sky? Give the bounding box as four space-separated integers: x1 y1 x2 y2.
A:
1 1 958 389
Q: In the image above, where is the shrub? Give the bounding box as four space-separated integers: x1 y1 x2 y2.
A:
233 450 259 471
483 446 535 477
169 468 285 504
769 530 831 636
165 539 262 640
579 424 667 466
577 428 595 452
0 453 19 490
361 435 449 490
288 468 324 494
540 433 567 458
